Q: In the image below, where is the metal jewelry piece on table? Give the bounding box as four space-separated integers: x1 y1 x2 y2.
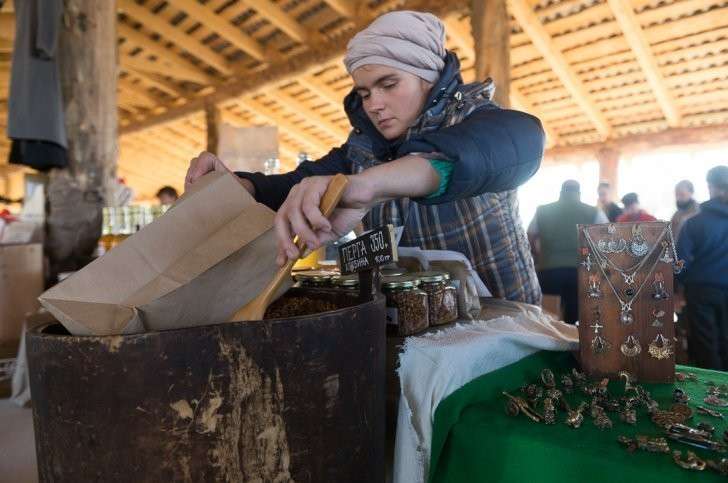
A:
571 368 587 388
618 435 670 453
675 371 698 382
541 368 556 389
560 375 574 394
707 458 728 476
673 388 690 404
543 397 556 425
705 395 728 407
620 408 637 425
666 423 727 453
565 402 587 429
621 335 642 358
648 334 674 360
696 406 724 419
503 392 543 422
698 422 716 435
673 450 707 471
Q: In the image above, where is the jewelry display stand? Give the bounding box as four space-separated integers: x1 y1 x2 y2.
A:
577 222 680 383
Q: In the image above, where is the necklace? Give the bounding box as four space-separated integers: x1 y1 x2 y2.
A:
584 224 669 286
583 227 664 325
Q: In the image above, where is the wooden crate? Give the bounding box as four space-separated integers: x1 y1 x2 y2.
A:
577 222 676 383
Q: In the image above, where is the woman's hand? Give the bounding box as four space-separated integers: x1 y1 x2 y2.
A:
185 151 254 195
274 174 374 266
273 154 440 266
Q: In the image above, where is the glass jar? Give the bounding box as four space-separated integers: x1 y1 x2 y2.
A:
381 276 429 336
331 274 360 292
417 271 459 325
292 270 334 288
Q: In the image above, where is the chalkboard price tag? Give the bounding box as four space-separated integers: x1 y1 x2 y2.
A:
337 224 398 275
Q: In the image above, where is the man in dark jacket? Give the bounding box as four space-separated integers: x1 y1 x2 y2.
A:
186 11 544 304
677 165 728 370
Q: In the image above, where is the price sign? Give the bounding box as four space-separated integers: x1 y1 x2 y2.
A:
337 224 398 275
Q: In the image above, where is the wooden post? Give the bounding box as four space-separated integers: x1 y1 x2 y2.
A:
595 146 620 194
205 101 221 155
470 0 510 107
47 0 117 273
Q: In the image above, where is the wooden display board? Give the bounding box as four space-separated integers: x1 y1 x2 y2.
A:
577 222 677 383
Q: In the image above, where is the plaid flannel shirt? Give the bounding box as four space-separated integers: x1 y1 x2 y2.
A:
346 81 541 304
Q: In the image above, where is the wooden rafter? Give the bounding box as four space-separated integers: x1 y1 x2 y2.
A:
509 0 611 139
118 23 215 85
322 0 357 18
172 0 267 62
117 0 234 76
606 0 682 127
243 0 309 43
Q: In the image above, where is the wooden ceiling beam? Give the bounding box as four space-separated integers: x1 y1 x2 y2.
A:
118 23 216 85
509 0 612 139
606 0 682 127
117 0 234 76
545 122 728 162
321 0 357 18
260 89 348 141
119 0 469 136
173 0 267 62
242 0 309 43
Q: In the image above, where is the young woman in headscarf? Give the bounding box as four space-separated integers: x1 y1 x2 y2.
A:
186 11 545 304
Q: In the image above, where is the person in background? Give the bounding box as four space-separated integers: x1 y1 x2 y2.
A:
677 165 728 370
616 192 656 222
156 186 178 206
671 179 700 238
597 181 622 222
528 180 608 324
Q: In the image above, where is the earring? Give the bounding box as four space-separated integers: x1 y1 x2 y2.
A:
580 248 592 272
588 275 602 299
620 335 642 358
659 240 674 264
652 309 666 327
648 334 674 360
629 224 650 257
652 273 670 300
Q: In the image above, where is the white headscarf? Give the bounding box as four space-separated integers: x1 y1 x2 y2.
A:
344 11 446 83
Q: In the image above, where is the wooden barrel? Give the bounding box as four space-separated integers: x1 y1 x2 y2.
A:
27 289 385 482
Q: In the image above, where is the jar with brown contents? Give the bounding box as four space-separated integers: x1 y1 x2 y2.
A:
417 271 459 325
331 274 360 292
381 276 429 336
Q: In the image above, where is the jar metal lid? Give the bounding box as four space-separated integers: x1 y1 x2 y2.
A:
293 270 336 283
331 274 359 287
381 275 419 290
381 267 407 277
416 271 449 283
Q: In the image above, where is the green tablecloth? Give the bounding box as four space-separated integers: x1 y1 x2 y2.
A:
430 351 728 483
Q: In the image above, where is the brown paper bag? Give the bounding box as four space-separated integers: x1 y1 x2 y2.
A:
39 171 290 336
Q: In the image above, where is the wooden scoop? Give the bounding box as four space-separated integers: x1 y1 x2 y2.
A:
229 174 349 321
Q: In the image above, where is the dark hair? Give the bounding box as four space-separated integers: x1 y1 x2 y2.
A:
621 192 639 207
707 166 728 202
561 179 580 194
598 182 611 190
675 180 694 193
156 186 179 199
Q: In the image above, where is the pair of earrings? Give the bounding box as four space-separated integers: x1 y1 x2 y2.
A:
619 334 674 360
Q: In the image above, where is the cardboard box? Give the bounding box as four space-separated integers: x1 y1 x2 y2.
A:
0 243 43 345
